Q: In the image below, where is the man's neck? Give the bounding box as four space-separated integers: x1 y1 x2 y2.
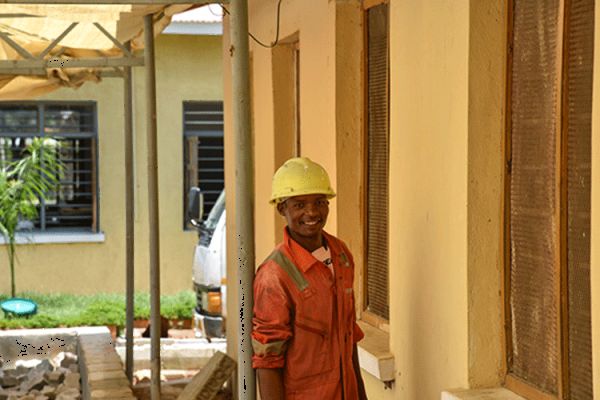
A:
287 228 323 253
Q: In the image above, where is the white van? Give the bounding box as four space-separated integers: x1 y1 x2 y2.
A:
187 189 226 339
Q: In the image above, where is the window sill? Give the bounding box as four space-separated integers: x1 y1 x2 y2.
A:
0 232 105 245
442 388 526 400
356 320 395 382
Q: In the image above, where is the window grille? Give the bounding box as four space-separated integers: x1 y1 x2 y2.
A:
507 0 593 397
183 101 224 227
365 2 389 321
0 102 98 232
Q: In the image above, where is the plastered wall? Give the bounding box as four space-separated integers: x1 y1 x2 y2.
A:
388 1 470 398
246 0 338 264
0 34 223 295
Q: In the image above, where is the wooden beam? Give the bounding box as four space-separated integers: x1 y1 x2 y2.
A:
38 22 78 59
0 32 34 59
93 23 133 57
0 56 144 71
0 67 46 75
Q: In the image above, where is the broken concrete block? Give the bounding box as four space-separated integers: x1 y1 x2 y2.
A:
0 374 20 388
40 385 56 399
55 388 80 400
33 361 52 375
20 373 46 393
44 370 64 385
176 351 235 400
60 354 78 370
63 373 80 390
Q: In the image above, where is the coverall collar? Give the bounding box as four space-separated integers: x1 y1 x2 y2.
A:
283 227 334 273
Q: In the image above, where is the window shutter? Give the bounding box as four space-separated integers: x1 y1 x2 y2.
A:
366 3 389 320
509 0 561 394
183 101 224 222
565 0 594 398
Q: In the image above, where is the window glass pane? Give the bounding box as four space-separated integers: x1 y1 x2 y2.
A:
44 104 95 134
46 137 95 229
0 105 38 134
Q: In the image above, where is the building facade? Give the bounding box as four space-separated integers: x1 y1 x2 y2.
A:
223 1 599 399
0 29 223 295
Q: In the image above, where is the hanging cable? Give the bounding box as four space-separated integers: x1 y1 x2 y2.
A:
220 0 283 49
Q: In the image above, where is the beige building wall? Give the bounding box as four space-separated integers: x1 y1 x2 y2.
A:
0 34 223 295
226 0 600 398
389 1 470 398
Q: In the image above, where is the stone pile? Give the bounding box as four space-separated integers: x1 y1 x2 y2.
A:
0 352 80 400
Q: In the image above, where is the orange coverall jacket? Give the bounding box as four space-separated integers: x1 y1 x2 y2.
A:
252 229 364 399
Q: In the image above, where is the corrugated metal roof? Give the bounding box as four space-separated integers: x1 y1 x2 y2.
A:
171 4 223 24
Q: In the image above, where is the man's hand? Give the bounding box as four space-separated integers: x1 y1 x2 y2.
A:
257 368 285 400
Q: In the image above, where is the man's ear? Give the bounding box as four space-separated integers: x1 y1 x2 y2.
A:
276 202 286 216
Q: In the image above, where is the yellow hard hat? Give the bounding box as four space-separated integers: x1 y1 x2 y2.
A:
270 157 336 204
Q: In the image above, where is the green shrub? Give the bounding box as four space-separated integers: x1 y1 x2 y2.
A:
160 291 195 319
0 291 196 329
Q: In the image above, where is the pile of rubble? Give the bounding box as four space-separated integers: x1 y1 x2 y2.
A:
0 352 80 400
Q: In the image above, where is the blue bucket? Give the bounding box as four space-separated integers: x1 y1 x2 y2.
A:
1 298 38 317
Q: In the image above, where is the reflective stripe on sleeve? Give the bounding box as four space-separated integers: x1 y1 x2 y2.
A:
252 338 288 356
267 250 309 291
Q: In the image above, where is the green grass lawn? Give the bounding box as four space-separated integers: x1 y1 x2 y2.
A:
0 291 196 329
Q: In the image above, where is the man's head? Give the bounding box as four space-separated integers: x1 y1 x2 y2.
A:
277 194 330 242
270 157 335 204
271 157 335 249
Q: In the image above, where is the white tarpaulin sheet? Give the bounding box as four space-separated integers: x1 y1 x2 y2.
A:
0 4 195 99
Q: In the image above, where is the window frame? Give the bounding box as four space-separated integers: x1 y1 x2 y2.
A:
0 100 99 233
361 0 390 331
503 0 594 398
182 100 225 230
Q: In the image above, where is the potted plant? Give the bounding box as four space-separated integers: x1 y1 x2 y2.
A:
0 137 63 313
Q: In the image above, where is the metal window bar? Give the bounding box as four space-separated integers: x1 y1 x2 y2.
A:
0 102 98 232
183 101 225 226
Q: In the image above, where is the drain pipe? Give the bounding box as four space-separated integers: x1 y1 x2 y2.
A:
143 14 162 400
229 0 256 399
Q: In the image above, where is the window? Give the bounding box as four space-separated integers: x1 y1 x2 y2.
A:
505 0 593 398
0 102 98 232
363 1 389 324
183 101 224 227
272 36 301 162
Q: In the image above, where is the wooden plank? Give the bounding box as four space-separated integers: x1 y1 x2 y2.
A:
362 0 387 11
556 0 567 397
177 351 236 400
0 32 34 59
502 0 515 379
0 57 144 70
38 22 78 59
94 23 133 57
505 374 559 400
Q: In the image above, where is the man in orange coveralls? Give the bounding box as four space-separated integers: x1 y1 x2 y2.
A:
252 157 368 400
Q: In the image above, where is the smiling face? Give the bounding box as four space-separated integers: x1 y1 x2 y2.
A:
277 194 330 252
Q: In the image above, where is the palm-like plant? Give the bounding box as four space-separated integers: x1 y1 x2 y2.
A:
0 138 63 298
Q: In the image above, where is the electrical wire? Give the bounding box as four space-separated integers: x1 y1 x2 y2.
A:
220 0 283 49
